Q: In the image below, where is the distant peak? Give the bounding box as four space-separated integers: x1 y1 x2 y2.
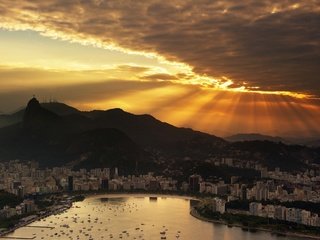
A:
26 97 41 109
23 97 58 128
108 108 125 112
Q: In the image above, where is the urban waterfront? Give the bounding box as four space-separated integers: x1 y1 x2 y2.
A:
1 0 320 238
2 195 303 240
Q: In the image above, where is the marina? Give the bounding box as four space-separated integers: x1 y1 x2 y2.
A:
1 194 303 240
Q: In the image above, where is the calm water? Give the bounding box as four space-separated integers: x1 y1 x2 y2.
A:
4 194 301 240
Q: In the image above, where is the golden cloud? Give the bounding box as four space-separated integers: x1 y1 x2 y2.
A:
1 0 319 98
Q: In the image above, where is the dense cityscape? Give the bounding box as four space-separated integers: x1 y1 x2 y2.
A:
1 0 320 238
1 158 320 237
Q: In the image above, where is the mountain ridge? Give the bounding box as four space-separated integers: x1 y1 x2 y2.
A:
0 98 319 172
225 133 287 143
0 98 226 171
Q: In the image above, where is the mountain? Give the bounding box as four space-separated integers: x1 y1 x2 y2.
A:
0 98 225 171
305 139 320 147
1 100 226 156
286 137 320 148
0 98 319 172
0 101 80 129
228 140 319 171
0 109 24 129
67 128 147 172
226 133 287 143
40 102 80 116
0 98 148 173
85 108 226 157
23 98 60 130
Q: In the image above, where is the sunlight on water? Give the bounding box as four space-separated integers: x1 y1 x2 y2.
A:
4 194 301 240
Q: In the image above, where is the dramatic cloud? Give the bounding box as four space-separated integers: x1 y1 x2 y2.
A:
142 73 178 81
0 64 160 92
0 0 319 97
1 78 319 138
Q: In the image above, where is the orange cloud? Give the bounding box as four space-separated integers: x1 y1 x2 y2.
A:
0 0 319 97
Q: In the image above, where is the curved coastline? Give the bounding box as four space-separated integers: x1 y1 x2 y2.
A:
0 204 71 237
190 207 320 240
3 193 320 240
0 192 199 238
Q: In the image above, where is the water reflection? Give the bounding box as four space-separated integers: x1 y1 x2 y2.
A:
149 197 158 202
100 197 128 203
3 194 301 240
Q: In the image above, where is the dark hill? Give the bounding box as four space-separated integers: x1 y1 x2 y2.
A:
1 98 319 172
67 128 150 174
41 102 80 116
0 99 146 171
23 98 60 130
226 133 286 143
86 108 226 157
1 103 226 158
0 101 81 128
0 99 226 168
229 140 318 171
305 139 320 148
0 109 24 129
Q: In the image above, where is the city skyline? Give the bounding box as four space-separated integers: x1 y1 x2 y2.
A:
1 1 320 239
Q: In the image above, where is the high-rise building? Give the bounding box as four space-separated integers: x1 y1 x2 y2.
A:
189 175 201 192
249 202 262 216
240 185 247 200
260 168 268 178
23 200 36 213
230 176 239 184
18 186 25 198
149 180 160 191
274 205 286 220
68 176 74 192
286 208 297 222
101 178 109 190
114 167 119 178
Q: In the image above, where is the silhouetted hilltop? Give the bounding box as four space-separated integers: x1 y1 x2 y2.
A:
41 102 80 116
67 128 148 172
226 133 287 143
229 140 318 170
0 98 146 172
0 101 80 129
0 98 319 172
85 108 226 156
23 98 60 130
0 98 225 171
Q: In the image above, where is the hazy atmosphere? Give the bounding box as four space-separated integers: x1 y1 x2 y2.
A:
1 2 320 240
1 0 320 137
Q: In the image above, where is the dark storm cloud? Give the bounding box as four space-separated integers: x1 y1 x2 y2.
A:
1 0 319 96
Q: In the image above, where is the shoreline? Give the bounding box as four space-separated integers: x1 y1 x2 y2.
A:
83 192 200 201
190 208 320 240
0 192 198 238
0 204 71 238
2 192 320 240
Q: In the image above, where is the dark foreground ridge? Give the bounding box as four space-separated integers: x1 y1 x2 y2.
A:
0 98 319 173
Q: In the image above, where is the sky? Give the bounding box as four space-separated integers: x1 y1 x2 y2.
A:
0 0 319 138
